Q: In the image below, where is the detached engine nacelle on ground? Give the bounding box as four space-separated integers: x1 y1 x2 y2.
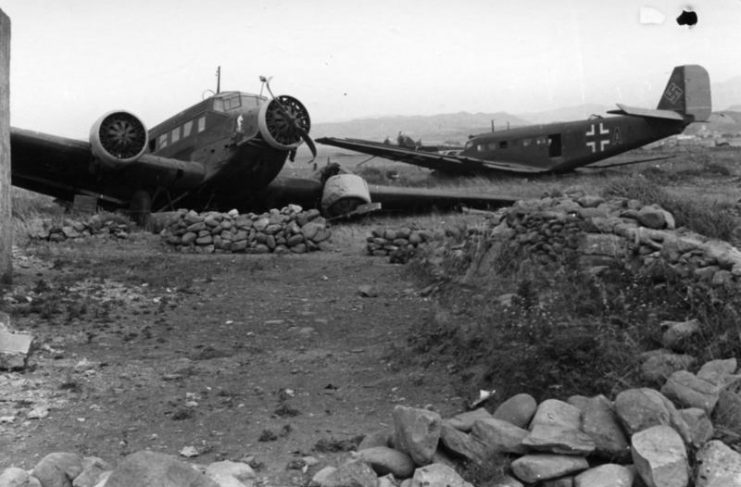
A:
321 174 372 217
90 111 148 169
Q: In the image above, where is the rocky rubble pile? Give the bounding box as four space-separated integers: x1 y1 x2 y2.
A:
365 227 433 258
307 357 741 487
160 205 332 254
28 215 132 241
7 357 739 487
461 191 741 290
0 451 258 487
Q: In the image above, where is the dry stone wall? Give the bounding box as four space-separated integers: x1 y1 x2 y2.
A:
365 191 741 292
473 192 741 289
27 215 131 241
160 205 331 254
365 227 433 258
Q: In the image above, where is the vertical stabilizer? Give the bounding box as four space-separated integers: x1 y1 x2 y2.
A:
657 65 711 122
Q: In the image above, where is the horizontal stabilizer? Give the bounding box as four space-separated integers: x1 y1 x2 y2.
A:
607 104 685 121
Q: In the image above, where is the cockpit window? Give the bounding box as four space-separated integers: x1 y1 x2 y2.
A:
241 95 260 109
224 94 241 111
212 98 226 112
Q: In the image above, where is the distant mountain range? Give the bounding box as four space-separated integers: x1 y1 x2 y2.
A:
313 78 741 144
686 110 741 136
312 111 530 144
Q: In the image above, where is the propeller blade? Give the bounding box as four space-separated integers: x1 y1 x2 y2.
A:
298 127 317 161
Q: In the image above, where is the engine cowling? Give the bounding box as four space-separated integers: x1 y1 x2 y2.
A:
257 95 311 151
321 174 372 217
90 111 148 169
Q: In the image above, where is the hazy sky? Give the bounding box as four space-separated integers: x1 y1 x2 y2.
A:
1 0 741 138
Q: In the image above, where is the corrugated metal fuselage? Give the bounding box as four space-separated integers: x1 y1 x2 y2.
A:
460 115 685 173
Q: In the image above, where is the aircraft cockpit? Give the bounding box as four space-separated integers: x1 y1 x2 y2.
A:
210 92 262 113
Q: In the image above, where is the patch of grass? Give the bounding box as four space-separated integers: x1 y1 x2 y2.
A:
603 175 739 241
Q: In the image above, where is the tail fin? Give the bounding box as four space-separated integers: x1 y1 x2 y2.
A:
657 65 711 122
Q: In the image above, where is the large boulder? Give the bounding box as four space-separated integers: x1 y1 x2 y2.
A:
695 440 741 487
678 408 713 447
510 454 589 484
73 457 112 487
521 399 595 455
639 350 696 383
579 395 630 460
100 451 218 487
573 464 634 487
358 430 392 450
355 447 416 478
438 422 490 465
31 452 84 487
204 461 255 487
712 388 741 436
446 408 493 432
0 468 38 487
393 406 442 466
696 358 738 387
660 370 720 413
631 425 688 487
492 393 538 429
614 388 691 443
637 205 675 230
319 461 378 487
409 463 473 487
471 418 529 455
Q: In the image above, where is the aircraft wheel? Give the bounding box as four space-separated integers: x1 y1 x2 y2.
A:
325 197 364 219
129 190 152 228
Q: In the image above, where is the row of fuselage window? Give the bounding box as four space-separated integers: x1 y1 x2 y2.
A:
471 135 553 152
154 115 207 151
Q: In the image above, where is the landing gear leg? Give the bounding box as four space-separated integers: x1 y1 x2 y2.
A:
130 190 152 229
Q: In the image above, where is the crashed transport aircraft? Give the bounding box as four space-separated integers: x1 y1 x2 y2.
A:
317 65 711 176
10 77 516 224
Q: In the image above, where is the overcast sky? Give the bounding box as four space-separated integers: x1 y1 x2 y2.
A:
1 0 740 138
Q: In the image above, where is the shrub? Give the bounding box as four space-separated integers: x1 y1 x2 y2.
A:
405 228 741 401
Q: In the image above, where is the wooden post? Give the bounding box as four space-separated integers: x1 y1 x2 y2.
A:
0 10 10 285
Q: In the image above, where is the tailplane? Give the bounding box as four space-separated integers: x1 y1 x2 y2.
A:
608 65 711 123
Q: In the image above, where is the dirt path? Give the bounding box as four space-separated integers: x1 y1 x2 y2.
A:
0 237 461 485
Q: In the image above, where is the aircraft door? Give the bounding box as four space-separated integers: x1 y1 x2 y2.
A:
548 134 562 157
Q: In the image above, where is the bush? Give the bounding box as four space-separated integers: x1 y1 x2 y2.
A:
405 234 741 401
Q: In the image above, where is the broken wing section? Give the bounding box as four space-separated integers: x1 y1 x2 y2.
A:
261 176 516 215
366 184 517 212
317 137 548 175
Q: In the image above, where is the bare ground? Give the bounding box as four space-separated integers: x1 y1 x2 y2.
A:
0 235 461 486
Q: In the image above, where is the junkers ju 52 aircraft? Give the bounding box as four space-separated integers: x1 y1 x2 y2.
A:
10 76 515 223
317 65 711 176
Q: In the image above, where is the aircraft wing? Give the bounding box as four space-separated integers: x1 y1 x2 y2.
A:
316 137 548 175
367 184 516 211
11 128 206 205
261 176 517 213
